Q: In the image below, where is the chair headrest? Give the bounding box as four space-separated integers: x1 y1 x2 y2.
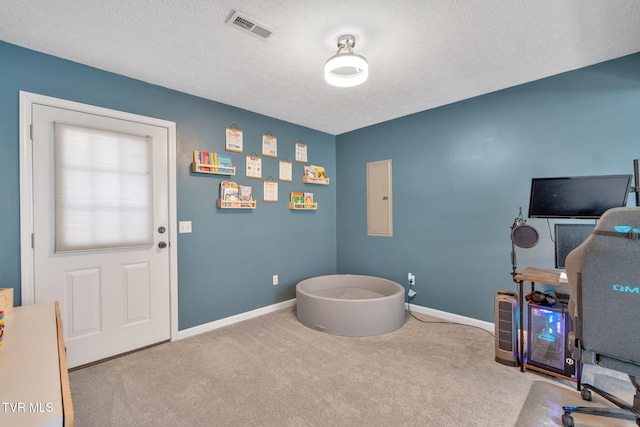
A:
596 207 640 232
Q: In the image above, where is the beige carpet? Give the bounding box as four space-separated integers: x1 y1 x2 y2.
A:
69 307 636 426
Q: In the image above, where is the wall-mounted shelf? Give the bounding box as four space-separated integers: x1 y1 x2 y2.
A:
303 176 330 185
192 162 236 176
217 199 256 209
289 202 317 210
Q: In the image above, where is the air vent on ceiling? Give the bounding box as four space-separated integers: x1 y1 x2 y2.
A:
226 11 274 41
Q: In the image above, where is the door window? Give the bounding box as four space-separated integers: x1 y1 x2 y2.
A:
54 122 154 252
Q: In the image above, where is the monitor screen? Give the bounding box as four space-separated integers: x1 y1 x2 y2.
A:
554 224 595 269
528 175 631 219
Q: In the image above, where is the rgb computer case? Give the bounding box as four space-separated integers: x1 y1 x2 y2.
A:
527 304 575 378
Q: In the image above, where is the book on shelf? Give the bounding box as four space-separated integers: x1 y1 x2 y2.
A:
194 150 211 172
202 151 212 172
239 185 253 201
290 192 304 203
215 153 233 172
194 150 234 173
194 150 208 172
303 165 326 179
304 192 314 203
220 181 239 201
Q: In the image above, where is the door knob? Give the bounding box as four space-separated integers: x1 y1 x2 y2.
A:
158 226 166 234
158 241 167 249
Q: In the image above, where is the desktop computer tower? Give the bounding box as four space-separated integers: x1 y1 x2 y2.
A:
527 303 575 378
495 291 518 366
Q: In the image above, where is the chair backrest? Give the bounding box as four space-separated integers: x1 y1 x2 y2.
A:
565 207 640 366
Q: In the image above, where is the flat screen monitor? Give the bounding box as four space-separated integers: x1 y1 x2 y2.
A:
554 224 595 269
528 175 631 219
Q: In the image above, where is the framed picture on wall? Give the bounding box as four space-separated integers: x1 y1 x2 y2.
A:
264 180 278 202
226 126 243 152
246 155 262 179
262 133 277 157
279 160 292 181
295 141 307 163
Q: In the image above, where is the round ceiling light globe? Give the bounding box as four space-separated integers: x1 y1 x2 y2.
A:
324 53 369 87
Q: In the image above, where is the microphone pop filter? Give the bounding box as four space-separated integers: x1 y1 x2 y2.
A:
511 224 539 248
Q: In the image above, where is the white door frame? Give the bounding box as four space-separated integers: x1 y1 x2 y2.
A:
19 91 179 341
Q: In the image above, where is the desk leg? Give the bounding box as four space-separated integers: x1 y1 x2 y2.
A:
518 280 524 372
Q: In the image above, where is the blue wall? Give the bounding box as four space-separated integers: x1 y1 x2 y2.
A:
2 40 639 327
0 41 337 330
336 53 640 322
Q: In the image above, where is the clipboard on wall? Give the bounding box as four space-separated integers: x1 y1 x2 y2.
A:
245 154 262 179
226 125 243 152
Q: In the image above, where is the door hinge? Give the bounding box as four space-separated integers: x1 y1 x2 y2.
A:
31 233 35 248
30 124 34 140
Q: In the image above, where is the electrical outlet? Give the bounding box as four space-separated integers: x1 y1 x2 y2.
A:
273 275 278 286
178 221 192 233
408 273 415 286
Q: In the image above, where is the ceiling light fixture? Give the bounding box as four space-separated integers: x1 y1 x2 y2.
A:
324 34 368 87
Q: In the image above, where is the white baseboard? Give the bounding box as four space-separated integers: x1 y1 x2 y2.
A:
405 302 494 333
175 298 297 340
175 299 494 341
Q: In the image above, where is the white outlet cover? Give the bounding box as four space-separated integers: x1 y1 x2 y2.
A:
179 221 192 233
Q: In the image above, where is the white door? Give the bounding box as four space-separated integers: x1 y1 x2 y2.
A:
31 103 171 368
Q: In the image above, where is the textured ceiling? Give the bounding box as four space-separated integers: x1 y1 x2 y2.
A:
2 1 640 135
